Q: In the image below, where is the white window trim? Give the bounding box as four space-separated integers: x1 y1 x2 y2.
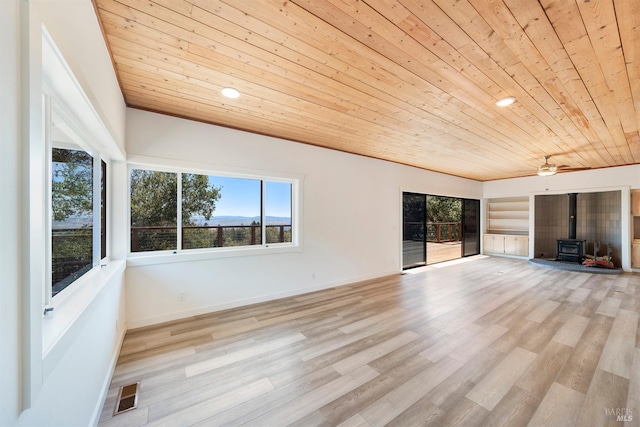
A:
126 155 303 267
38 23 122 384
44 94 110 305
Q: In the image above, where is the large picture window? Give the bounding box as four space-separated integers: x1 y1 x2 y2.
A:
130 168 295 253
48 102 108 298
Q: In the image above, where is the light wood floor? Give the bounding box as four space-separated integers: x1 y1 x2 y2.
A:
98 256 640 426
403 241 462 266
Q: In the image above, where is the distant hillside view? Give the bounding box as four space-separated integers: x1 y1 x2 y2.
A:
192 216 291 226
54 215 292 230
52 216 92 229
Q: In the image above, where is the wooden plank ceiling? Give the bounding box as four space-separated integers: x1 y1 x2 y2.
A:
93 0 640 181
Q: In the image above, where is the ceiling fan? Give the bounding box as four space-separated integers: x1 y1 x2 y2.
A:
536 155 590 176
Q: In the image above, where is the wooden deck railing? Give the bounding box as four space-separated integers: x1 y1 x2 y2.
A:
404 221 462 243
130 224 291 252
427 222 461 243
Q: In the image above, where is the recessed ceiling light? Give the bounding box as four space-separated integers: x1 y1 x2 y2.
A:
495 96 516 107
221 87 240 99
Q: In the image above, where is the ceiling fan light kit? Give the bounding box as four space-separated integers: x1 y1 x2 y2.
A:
537 155 557 176
537 166 557 176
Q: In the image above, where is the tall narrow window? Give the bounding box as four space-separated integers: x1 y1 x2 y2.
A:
43 35 111 306
50 110 94 296
265 181 292 244
101 159 107 260
130 169 177 252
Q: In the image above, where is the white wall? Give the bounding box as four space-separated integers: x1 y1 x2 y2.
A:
0 1 23 425
125 109 483 327
1 1 128 426
35 0 126 153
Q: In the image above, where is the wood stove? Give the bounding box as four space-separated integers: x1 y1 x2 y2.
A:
557 239 585 263
556 193 585 263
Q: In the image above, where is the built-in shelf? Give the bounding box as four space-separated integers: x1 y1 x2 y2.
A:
485 196 529 258
486 196 529 235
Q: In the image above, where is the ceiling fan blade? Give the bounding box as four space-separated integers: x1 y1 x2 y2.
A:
557 166 591 172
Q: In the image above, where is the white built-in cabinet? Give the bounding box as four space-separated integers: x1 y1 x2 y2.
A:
484 234 529 257
484 196 530 258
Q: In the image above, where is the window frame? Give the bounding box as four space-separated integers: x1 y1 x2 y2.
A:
126 159 302 266
44 92 110 305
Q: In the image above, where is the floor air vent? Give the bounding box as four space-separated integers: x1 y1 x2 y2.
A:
114 382 140 415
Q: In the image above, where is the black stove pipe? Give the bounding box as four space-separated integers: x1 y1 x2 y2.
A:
568 193 577 239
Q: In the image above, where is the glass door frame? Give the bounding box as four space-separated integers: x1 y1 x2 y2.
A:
402 192 427 269
402 192 481 270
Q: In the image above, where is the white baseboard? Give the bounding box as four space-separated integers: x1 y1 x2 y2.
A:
90 322 127 427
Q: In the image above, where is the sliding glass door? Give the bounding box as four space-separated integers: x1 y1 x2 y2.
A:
426 195 461 265
462 199 481 256
402 193 426 269
402 192 480 269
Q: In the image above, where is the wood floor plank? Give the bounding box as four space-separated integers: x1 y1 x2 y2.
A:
97 258 640 427
564 274 592 290
98 406 149 427
474 301 520 327
384 397 443 426
185 332 306 377
575 369 630 427
298 325 384 362
567 287 592 303
573 297 601 318
519 309 570 354
114 346 196 378
336 413 372 427
626 348 640 424
515 341 573 398
484 385 540 427
359 356 463 426
598 308 639 379
525 300 561 323
449 323 509 363
387 346 502 427
596 297 622 317
628 348 640 403
590 282 613 301
201 366 340 427
552 313 591 347
319 353 434 424
147 378 274 427
246 365 379 426
427 346 503 411
287 410 330 427
419 322 484 362
332 330 418 374
338 307 404 334
555 314 614 394
466 346 537 410
527 382 585 426
435 397 490 427
490 319 538 354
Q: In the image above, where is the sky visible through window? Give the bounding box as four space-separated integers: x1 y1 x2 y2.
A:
208 176 291 223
